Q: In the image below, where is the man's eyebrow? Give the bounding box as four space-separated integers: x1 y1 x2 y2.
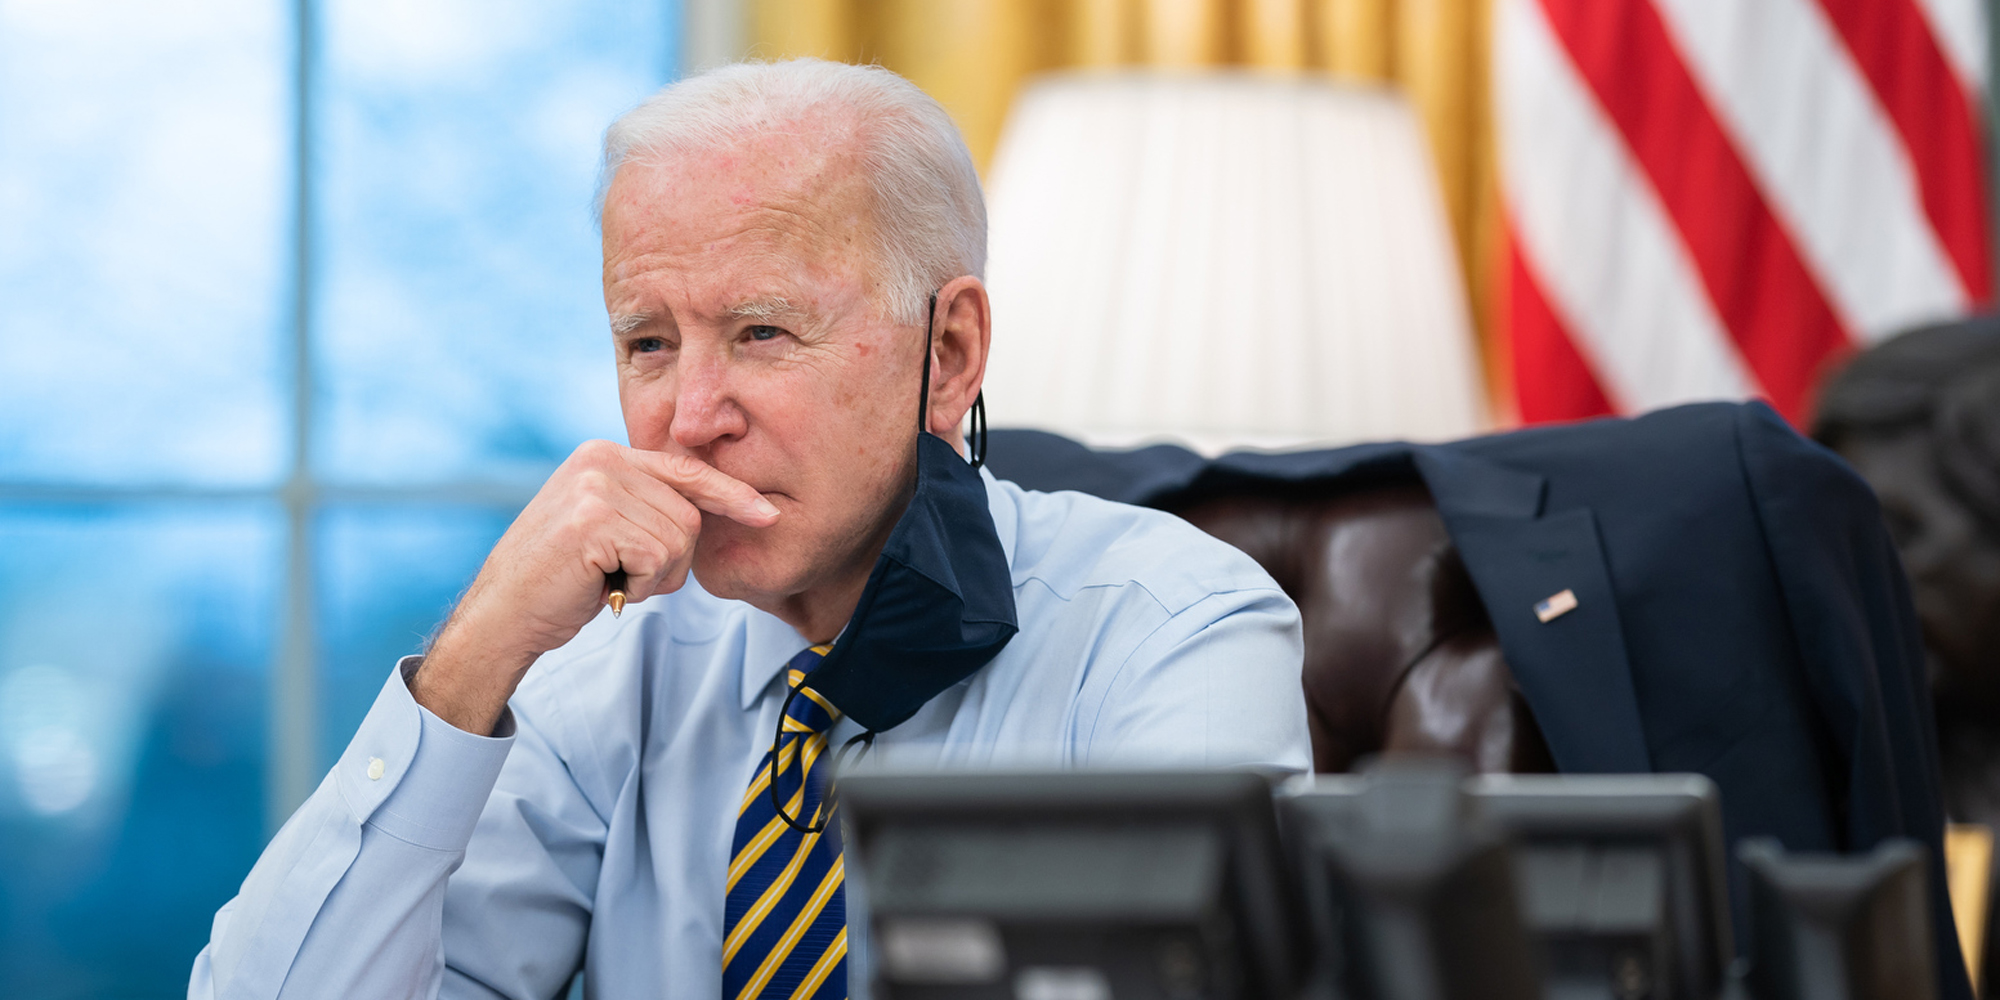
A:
726 296 798 321
610 299 797 334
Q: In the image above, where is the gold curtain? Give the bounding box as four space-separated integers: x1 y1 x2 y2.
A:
749 0 1498 351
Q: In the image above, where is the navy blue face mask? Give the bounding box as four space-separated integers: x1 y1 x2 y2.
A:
804 293 1018 730
768 294 1019 831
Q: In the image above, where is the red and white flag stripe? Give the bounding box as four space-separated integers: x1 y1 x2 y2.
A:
1499 0 1993 426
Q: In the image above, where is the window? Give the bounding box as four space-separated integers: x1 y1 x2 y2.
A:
0 1 676 993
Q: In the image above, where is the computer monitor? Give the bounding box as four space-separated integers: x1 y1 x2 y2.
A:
838 769 1310 1000
1279 760 1544 1000
1470 773 1735 1000
1738 837 1933 1000
1282 767 1731 1000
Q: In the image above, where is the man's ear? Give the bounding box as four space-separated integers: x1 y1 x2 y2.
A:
926 275 992 442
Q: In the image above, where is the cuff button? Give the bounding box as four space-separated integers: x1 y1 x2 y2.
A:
366 756 385 781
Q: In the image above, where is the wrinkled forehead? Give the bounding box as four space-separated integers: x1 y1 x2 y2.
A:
602 118 880 253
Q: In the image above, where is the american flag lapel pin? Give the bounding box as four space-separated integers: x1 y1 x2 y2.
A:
1534 588 1578 623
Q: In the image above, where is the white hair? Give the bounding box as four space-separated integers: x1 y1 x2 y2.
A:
600 59 986 325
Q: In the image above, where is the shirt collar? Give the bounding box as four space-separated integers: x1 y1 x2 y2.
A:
980 466 1020 571
739 606 815 711
734 466 1019 712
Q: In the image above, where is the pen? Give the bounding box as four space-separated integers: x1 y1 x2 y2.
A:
606 569 628 617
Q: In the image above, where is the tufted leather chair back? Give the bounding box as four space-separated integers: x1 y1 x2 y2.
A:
1167 479 1554 775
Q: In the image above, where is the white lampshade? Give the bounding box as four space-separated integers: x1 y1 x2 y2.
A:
980 72 1490 454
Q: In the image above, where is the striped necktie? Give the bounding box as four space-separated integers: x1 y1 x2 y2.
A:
723 644 849 1000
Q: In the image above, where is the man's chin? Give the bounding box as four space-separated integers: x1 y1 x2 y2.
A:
689 540 801 606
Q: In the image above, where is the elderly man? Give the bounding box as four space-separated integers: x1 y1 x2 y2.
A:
191 60 1307 1000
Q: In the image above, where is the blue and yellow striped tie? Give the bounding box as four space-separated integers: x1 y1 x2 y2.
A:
723 644 848 1000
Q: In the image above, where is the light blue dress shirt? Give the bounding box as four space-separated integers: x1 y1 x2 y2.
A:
190 470 1310 1000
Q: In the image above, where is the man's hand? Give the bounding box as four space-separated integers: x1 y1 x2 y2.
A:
412 440 780 734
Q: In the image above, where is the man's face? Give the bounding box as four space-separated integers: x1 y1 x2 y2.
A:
599 129 925 614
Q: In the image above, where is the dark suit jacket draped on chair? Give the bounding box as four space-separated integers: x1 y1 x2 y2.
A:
984 401 1968 1000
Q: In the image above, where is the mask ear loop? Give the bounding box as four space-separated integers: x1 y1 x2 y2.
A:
969 390 987 469
769 675 831 834
770 669 875 835
916 290 988 469
917 292 939 436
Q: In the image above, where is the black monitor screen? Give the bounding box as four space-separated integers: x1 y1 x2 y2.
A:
1471 773 1734 1000
839 769 1308 1000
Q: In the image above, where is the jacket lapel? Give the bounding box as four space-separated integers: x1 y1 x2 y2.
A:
1414 448 1653 774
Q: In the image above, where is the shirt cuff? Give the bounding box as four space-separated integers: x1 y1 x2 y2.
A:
335 656 516 853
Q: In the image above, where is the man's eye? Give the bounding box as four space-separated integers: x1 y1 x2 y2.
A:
632 337 666 353
747 325 782 342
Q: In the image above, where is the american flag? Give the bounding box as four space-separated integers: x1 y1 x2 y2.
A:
1498 0 1993 426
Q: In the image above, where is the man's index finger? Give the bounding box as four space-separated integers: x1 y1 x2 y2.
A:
625 448 781 525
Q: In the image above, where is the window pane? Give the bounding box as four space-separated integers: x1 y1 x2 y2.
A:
0 504 279 996
0 1 289 486
317 504 514 767
314 0 674 485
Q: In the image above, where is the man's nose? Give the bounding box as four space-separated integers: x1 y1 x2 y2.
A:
670 349 747 449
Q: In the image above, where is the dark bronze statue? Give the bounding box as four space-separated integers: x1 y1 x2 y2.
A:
1814 317 2000 985
1815 318 2000 812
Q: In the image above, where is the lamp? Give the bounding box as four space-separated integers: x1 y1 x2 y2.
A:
981 72 1489 453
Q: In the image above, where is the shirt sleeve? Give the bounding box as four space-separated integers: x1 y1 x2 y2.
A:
188 656 603 1000
1080 585 1312 774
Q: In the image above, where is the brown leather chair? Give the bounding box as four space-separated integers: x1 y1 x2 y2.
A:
1167 477 1554 776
